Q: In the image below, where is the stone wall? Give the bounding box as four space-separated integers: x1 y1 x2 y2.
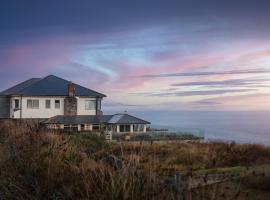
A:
64 97 77 116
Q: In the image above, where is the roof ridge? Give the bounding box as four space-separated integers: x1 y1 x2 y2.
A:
117 113 125 121
107 113 125 123
17 75 50 94
1 74 106 97
73 82 107 97
45 75 107 97
125 113 151 124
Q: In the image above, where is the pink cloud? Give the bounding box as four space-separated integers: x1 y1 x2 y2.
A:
0 35 80 75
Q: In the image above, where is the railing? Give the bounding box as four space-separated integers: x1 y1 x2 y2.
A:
110 129 204 141
147 129 205 140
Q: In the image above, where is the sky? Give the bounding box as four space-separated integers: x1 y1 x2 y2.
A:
1 0 270 111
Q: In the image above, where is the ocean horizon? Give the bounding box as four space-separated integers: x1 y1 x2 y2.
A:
128 110 270 145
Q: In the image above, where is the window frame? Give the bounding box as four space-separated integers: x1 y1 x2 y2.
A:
133 124 144 132
45 100 51 109
27 99 39 109
92 124 100 131
119 125 131 133
55 100 60 109
14 99 20 109
85 100 96 110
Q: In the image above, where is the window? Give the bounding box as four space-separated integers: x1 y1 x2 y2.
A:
133 125 144 132
27 99 39 109
84 124 92 131
14 99 20 109
92 124 100 131
97 99 101 110
55 100 60 109
45 100 51 109
119 125 131 132
85 100 95 110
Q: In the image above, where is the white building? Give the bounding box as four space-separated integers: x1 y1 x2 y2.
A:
0 75 104 119
0 75 150 134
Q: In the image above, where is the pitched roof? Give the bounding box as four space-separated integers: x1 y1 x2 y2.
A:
43 115 112 124
0 75 106 97
43 113 150 125
107 113 150 124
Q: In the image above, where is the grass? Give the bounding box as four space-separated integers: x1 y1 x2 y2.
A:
0 120 270 199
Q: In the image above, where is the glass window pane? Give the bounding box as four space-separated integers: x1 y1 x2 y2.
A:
133 125 137 132
85 100 95 110
125 125 130 132
55 100 60 109
14 99 20 109
27 100 32 108
33 100 39 108
45 100 51 108
93 124 100 131
120 125 125 132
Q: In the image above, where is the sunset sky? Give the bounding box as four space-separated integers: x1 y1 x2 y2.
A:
1 0 270 111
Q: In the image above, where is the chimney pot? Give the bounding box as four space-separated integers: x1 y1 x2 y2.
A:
68 81 75 97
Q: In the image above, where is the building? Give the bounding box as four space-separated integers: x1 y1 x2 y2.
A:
43 114 150 139
0 75 150 136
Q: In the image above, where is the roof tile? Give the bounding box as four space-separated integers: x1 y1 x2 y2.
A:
0 75 106 97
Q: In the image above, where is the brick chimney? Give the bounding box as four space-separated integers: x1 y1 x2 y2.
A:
64 82 77 116
68 81 75 97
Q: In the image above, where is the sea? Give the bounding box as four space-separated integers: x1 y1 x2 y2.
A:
130 111 270 146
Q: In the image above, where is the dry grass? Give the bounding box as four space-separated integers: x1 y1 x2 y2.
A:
0 120 270 199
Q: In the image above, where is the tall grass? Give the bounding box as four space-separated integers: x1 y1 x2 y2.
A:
0 121 176 199
1 121 270 199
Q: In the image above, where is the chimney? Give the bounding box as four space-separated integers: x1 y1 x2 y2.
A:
64 81 77 116
68 81 75 97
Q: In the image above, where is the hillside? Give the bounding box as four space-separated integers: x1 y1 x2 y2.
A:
0 121 270 200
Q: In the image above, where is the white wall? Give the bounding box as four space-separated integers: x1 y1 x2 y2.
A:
10 96 98 119
77 97 97 115
22 97 64 118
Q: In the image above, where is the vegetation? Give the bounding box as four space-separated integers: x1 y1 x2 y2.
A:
0 120 270 199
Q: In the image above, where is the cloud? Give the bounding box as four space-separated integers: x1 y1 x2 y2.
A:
191 92 270 110
131 89 257 97
171 78 270 87
140 69 270 78
193 100 223 105
53 62 110 89
103 101 147 107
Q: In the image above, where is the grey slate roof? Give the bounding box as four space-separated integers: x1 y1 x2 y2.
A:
0 75 106 97
43 115 112 124
107 113 150 124
43 114 150 125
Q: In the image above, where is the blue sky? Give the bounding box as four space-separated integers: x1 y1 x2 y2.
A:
1 0 270 111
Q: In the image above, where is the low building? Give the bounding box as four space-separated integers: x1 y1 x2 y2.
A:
0 75 150 138
43 113 150 132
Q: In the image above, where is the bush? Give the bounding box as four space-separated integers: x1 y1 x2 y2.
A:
242 175 270 191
